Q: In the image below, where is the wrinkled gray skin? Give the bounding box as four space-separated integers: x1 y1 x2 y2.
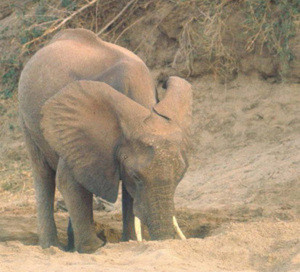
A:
18 28 192 253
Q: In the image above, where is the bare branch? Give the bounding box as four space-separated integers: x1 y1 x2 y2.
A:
22 0 98 49
97 0 137 36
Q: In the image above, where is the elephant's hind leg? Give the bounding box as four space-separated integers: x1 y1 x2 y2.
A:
56 159 104 253
22 123 59 248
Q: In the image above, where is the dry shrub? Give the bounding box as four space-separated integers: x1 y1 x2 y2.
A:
244 0 300 78
173 1 240 80
171 0 300 81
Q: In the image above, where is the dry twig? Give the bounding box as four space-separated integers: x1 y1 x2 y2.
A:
97 0 137 36
22 0 98 49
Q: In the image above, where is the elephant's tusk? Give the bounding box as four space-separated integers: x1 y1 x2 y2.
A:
134 216 142 242
173 216 186 240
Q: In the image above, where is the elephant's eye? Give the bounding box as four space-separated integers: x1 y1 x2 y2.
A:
133 174 143 185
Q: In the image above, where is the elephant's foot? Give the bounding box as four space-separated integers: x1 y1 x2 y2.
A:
39 235 61 249
121 225 137 241
121 232 136 242
76 237 105 254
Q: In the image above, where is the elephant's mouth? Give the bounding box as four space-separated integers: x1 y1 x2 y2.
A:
134 216 186 241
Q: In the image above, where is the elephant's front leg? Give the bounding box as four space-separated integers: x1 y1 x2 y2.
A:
122 183 136 241
56 159 104 253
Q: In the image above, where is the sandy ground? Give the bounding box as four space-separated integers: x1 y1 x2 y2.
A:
1 75 300 272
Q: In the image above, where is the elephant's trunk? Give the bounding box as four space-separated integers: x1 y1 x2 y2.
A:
134 184 186 241
144 190 175 240
147 214 175 240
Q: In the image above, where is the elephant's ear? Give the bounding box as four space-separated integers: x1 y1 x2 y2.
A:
41 80 150 203
154 76 192 133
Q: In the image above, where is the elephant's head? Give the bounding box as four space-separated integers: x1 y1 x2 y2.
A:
119 113 189 240
41 76 192 241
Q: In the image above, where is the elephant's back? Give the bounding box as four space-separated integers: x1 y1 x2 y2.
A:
18 29 137 116
50 28 143 63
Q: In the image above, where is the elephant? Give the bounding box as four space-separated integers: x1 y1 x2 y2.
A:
18 28 192 253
